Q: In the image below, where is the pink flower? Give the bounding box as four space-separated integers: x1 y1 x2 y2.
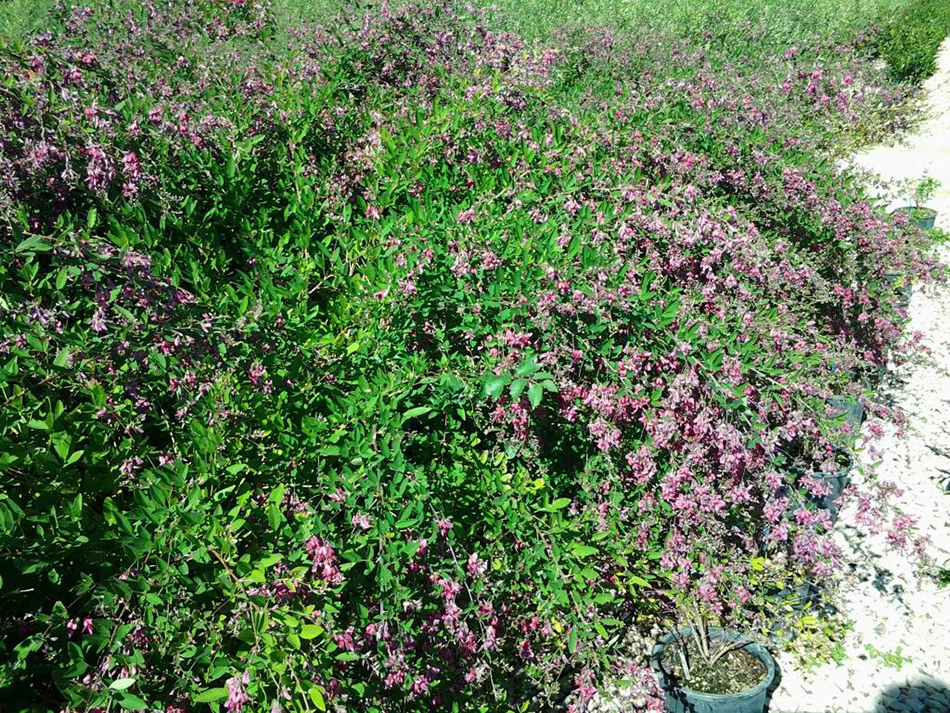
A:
91 308 107 333
305 537 342 584
224 671 250 713
467 552 487 578
351 513 371 531
248 363 265 385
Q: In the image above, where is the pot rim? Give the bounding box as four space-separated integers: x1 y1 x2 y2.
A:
892 205 937 217
651 626 777 701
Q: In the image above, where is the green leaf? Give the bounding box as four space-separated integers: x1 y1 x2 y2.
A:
207 667 230 681
403 406 432 420
310 687 327 711
483 375 509 400
509 378 527 400
266 503 282 530
528 383 544 409
193 688 228 703
258 553 282 568
268 484 285 506
515 357 540 377
69 494 82 520
109 678 136 691
550 498 571 510
572 545 598 559
53 348 70 368
118 693 147 710
52 434 71 462
300 624 323 639
15 236 52 253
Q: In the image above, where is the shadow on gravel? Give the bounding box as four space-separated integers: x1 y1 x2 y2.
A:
874 678 950 713
835 532 908 606
765 668 950 713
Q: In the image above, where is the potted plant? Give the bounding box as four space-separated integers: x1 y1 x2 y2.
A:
651 607 777 713
891 174 939 230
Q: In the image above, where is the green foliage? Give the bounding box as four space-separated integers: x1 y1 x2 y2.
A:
877 0 950 83
479 0 912 47
930 226 950 244
0 0 54 44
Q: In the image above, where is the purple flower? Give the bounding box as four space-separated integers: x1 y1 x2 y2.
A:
91 308 107 333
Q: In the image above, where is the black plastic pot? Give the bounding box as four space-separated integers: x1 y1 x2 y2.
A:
783 449 854 524
811 451 853 522
762 582 821 644
826 396 865 427
892 206 937 231
767 582 820 613
883 271 912 309
651 627 777 713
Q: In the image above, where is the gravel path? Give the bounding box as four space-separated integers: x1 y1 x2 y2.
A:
767 37 950 713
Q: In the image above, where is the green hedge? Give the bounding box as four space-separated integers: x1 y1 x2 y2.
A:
877 0 950 83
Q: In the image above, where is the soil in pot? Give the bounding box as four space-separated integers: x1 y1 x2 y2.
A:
653 627 777 713
660 635 768 695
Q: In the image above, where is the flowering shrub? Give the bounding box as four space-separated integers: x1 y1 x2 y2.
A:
0 1 943 712
876 0 950 83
